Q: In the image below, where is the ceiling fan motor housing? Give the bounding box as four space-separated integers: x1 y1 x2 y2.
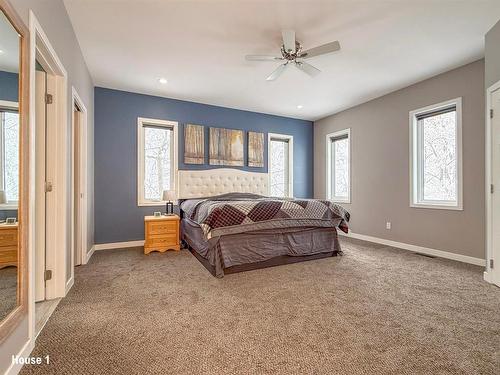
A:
281 41 303 61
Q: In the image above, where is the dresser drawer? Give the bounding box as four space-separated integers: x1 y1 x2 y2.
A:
147 220 177 235
0 229 18 247
147 233 178 247
0 246 17 263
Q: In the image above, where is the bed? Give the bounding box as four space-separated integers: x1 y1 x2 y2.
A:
178 169 350 277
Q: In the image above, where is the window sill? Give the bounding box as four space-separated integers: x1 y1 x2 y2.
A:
0 204 18 210
138 201 178 207
410 202 462 211
329 198 351 204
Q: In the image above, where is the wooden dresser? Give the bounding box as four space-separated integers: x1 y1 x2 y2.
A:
0 223 18 269
144 215 180 254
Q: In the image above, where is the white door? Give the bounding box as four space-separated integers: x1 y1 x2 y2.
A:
73 109 83 266
491 88 500 287
34 68 46 302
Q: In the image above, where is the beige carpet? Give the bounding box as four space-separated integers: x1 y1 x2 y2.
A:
22 238 500 375
0 266 17 321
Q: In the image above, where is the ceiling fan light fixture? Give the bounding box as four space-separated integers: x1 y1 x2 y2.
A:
246 30 340 81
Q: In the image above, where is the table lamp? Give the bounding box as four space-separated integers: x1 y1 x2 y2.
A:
162 190 175 215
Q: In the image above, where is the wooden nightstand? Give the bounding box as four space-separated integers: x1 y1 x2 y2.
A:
0 223 18 269
144 215 180 254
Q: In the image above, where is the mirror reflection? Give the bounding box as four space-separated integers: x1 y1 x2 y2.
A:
0 9 20 322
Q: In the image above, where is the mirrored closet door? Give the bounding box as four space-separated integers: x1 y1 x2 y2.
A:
0 0 29 339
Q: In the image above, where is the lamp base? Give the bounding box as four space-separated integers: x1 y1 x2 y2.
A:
165 201 174 215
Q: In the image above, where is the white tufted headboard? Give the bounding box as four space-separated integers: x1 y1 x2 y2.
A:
177 169 269 199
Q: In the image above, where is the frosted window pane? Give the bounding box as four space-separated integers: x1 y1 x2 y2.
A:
270 139 288 197
3 112 19 202
421 111 457 201
144 127 172 201
332 138 348 198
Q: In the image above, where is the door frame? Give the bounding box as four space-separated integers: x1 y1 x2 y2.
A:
28 11 69 340
71 87 89 268
485 78 500 285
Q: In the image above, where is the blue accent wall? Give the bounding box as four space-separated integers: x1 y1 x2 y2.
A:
94 87 313 244
0 71 18 102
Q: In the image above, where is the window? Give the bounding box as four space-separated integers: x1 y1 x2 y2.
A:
410 98 462 210
268 133 293 197
326 129 350 203
0 102 19 208
137 118 178 206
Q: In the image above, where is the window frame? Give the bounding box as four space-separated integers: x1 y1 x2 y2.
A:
0 100 19 210
267 133 294 198
137 117 178 207
326 128 351 203
409 97 463 210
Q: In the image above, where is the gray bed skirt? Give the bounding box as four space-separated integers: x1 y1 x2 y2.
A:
181 218 342 277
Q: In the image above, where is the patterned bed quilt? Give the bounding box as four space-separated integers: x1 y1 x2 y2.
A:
180 193 350 239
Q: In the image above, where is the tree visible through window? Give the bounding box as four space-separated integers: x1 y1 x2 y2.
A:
327 129 350 202
144 126 172 201
411 98 462 209
421 110 457 201
332 137 348 199
138 118 176 205
269 135 292 197
1 111 19 203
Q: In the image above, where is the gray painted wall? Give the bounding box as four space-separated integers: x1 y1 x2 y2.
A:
486 19 500 88
314 60 485 260
0 0 94 372
94 87 313 244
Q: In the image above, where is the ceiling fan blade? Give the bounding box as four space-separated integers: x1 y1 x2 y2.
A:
245 55 283 61
295 61 321 77
300 41 340 59
266 63 288 81
282 30 296 53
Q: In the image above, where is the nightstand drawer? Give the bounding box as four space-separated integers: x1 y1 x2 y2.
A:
148 220 177 235
0 246 17 263
0 230 17 246
147 233 178 247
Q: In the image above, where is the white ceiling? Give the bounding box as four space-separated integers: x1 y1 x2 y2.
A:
63 0 500 121
0 10 20 73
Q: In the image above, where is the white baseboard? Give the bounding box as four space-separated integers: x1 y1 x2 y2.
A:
94 240 145 251
339 231 485 266
483 271 500 286
484 271 492 283
5 339 34 375
84 245 95 264
65 275 74 294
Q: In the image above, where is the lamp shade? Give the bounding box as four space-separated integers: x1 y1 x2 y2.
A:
162 190 175 201
0 191 7 204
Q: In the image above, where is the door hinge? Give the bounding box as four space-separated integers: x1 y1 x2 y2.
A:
491 109 494 119
44 270 52 281
491 184 494 194
45 181 53 193
490 259 494 269
45 93 53 104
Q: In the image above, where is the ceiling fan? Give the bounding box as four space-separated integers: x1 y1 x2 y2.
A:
245 30 341 81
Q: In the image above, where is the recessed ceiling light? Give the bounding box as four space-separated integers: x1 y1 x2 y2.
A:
158 78 168 84
297 105 303 109
0 50 4 54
